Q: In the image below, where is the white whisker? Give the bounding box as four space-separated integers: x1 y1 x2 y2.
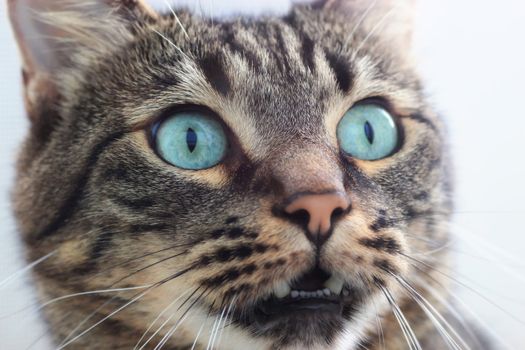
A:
343 0 379 48
416 277 488 350
444 285 515 350
372 298 385 350
39 284 152 311
353 6 399 56
154 307 195 350
404 253 525 324
379 285 422 350
215 296 237 348
135 289 192 350
58 298 115 347
153 288 205 350
205 309 222 350
152 29 186 57
392 273 470 350
56 287 155 349
25 312 73 349
0 250 57 289
450 224 525 276
190 322 206 350
412 271 515 350
164 0 190 40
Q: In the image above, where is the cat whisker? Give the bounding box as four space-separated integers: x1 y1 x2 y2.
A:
407 225 525 296
353 5 399 56
134 288 192 350
57 298 116 347
205 295 227 350
191 293 219 350
190 321 206 350
157 309 194 350
438 282 515 350
390 272 470 350
402 252 525 324
207 295 235 350
215 296 237 348
0 250 57 290
107 250 191 288
154 287 209 350
205 307 223 350
24 311 73 350
343 0 379 49
371 298 385 350
409 261 516 350
56 287 154 350
2 247 195 320
413 275 489 350
448 222 525 269
377 283 422 350
86 239 201 283
152 29 187 57
164 0 190 40
56 265 198 349
37 284 152 312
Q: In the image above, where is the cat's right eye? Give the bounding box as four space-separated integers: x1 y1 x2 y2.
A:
336 103 399 160
152 110 228 170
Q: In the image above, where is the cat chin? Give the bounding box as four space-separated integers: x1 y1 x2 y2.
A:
173 301 379 350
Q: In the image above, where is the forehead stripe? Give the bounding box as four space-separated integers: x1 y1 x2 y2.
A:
324 50 354 92
199 53 232 97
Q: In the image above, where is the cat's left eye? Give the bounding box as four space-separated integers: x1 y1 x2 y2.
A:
337 103 399 161
153 110 228 170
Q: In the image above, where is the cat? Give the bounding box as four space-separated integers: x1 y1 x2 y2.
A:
7 0 492 349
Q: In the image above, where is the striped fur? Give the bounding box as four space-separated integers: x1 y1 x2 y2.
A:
8 0 491 349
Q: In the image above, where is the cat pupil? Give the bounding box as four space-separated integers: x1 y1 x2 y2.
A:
186 128 197 152
364 121 374 144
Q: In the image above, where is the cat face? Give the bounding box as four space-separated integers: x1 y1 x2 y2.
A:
10 0 451 348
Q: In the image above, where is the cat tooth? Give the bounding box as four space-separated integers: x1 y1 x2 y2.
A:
323 288 331 296
317 290 324 297
291 290 299 298
342 289 350 297
299 291 307 298
324 276 344 295
274 281 291 299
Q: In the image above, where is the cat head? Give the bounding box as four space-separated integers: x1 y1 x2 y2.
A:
9 0 451 348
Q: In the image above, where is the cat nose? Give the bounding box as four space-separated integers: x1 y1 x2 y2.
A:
284 192 351 247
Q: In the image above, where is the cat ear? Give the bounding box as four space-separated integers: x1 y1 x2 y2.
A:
8 0 157 124
312 0 416 51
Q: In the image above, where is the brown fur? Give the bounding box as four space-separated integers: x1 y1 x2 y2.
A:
8 0 491 349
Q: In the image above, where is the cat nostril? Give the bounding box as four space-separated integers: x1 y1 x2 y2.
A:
331 207 345 221
285 209 310 228
283 192 351 247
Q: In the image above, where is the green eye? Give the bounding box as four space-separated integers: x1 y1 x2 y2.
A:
337 104 399 160
154 111 228 170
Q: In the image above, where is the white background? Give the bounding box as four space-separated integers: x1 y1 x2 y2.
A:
1 0 524 348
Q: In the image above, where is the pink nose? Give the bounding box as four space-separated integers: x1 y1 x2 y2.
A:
285 192 350 246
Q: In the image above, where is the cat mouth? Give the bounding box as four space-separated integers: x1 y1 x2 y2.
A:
257 267 351 317
232 267 359 332
270 266 348 299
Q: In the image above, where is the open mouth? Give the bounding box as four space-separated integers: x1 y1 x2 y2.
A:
252 267 353 323
229 265 363 342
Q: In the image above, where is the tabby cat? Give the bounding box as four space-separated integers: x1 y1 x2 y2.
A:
8 0 492 349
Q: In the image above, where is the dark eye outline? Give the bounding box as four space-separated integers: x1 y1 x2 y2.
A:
338 97 405 161
146 104 232 169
